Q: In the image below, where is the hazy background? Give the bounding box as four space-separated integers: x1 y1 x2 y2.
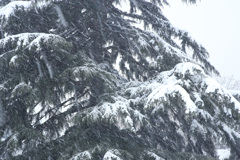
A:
163 0 240 79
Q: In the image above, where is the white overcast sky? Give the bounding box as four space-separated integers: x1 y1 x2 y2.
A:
162 0 240 79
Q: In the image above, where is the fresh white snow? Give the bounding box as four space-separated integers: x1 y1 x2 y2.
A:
0 33 68 51
103 150 123 160
221 123 240 140
145 84 197 114
113 0 130 13
78 61 240 147
0 128 12 142
82 62 240 134
159 62 240 113
0 1 32 19
84 97 145 132
190 119 207 134
12 148 23 157
34 1 51 9
9 55 18 66
0 0 240 158
11 82 32 97
147 151 165 160
217 148 231 160
70 151 92 160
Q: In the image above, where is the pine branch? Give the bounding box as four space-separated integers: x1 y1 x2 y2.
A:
34 89 90 130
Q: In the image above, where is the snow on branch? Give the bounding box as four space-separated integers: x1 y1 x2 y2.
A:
0 33 72 79
0 33 71 52
0 1 32 20
62 63 121 92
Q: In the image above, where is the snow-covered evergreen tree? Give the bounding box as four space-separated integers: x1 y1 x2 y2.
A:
0 0 239 159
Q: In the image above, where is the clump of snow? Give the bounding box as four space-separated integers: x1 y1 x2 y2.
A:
138 36 149 48
147 151 164 160
78 61 240 146
113 0 130 13
193 92 204 107
203 78 225 95
12 148 23 157
0 1 52 23
11 82 32 97
157 62 205 86
27 33 68 51
223 106 232 117
217 148 231 160
0 128 12 142
190 119 207 134
168 62 205 85
145 84 197 114
125 81 160 99
221 123 240 141
202 78 240 112
158 62 240 113
0 84 7 92
0 33 69 52
173 62 205 77
103 150 122 160
70 151 92 160
9 55 18 66
83 96 145 132
0 33 71 80
0 1 32 19
196 109 213 121
35 1 51 9
154 45 159 51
